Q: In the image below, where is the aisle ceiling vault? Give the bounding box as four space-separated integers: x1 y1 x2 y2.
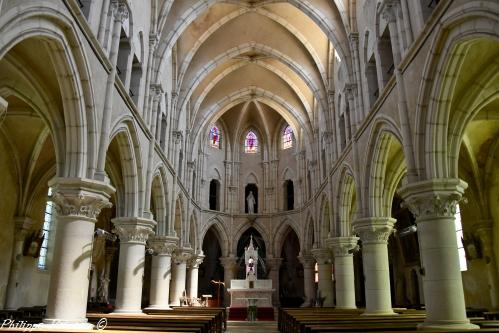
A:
154 0 350 150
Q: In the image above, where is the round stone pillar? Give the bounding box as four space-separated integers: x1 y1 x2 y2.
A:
353 217 396 315
112 217 156 313
147 235 178 310
329 237 359 309
220 255 238 307
169 248 192 306
188 254 205 300
311 248 334 307
266 257 282 307
42 178 114 329
399 179 479 330
298 253 316 307
5 217 32 310
476 223 499 310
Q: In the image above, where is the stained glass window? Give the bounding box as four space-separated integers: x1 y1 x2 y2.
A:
245 130 258 153
38 187 54 270
282 125 293 149
209 125 221 149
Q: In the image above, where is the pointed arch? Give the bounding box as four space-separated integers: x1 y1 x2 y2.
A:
336 164 357 237
273 218 301 256
201 217 230 257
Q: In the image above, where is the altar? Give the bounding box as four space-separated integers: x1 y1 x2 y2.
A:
227 235 274 308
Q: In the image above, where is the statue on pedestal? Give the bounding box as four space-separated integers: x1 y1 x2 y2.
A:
246 191 256 214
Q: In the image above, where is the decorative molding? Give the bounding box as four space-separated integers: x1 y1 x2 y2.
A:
353 217 395 244
111 0 129 23
327 237 359 257
398 179 467 220
149 235 178 255
173 248 193 264
311 248 332 264
189 254 205 269
112 218 156 244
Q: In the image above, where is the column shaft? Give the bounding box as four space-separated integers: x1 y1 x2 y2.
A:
149 254 173 309
169 250 192 306
328 237 359 309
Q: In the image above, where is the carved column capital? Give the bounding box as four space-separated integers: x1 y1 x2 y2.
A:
311 248 332 264
172 248 193 264
379 0 398 23
349 32 359 48
298 253 316 269
398 179 467 220
149 33 159 47
49 177 114 220
173 131 183 144
111 0 129 23
327 236 359 257
150 84 164 101
149 235 178 255
353 217 396 244
188 254 205 269
112 217 156 244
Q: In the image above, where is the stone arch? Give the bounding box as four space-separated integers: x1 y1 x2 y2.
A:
415 1 499 180
336 164 356 237
232 221 268 255
273 218 301 257
320 194 332 246
150 165 169 235
201 217 230 257
189 211 199 251
0 3 99 178
364 116 406 217
108 119 143 217
303 211 315 251
174 195 185 242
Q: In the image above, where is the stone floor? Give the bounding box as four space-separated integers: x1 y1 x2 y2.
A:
226 320 279 332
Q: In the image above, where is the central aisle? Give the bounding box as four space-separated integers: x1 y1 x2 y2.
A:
226 321 279 333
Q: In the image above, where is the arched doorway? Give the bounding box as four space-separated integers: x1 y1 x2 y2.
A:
279 227 303 307
199 227 224 306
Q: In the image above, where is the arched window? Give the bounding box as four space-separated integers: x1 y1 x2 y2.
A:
38 187 55 270
245 130 258 153
282 125 293 149
209 125 221 149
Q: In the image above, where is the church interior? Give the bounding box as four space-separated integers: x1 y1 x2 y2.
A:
0 0 499 332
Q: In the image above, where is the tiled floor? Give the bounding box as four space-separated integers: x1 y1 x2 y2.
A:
226 320 279 332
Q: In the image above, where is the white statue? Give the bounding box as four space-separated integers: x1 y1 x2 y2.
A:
246 191 256 214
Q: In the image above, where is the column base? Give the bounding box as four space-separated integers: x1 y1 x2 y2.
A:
417 320 479 330
361 310 397 316
335 306 357 310
39 318 94 330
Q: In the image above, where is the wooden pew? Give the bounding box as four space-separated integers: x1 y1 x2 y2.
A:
144 306 226 331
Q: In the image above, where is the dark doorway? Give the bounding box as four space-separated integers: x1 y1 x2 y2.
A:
284 180 294 211
236 227 266 279
209 180 220 211
199 227 224 306
279 228 303 307
245 184 258 213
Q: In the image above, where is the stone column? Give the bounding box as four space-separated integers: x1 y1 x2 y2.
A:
298 253 316 307
42 178 114 329
4 217 32 310
311 248 334 307
147 236 178 310
220 256 238 307
353 217 396 315
476 223 499 310
112 217 156 313
329 237 359 309
169 248 192 306
398 179 478 330
188 254 205 300
267 257 282 307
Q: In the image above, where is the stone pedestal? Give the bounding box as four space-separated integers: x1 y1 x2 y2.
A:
298 253 316 307
147 235 178 310
399 179 479 330
228 279 274 307
329 237 359 309
188 254 205 299
353 217 396 315
4 217 31 310
113 217 156 313
311 248 334 307
169 248 192 306
42 177 114 329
